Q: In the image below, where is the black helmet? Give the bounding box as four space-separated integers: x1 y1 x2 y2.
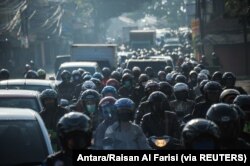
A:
121 73 133 83
145 66 154 78
159 81 173 97
122 69 132 75
0 68 10 80
102 67 111 78
57 112 92 150
182 119 220 149
222 72 236 87
206 103 239 141
110 71 121 82
132 66 141 78
148 91 168 103
203 81 222 92
233 95 250 112
114 98 135 122
90 78 101 88
194 66 201 73
72 70 81 81
212 71 223 83
157 71 166 81
80 89 100 102
164 66 172 74
61 70 71 82
144 80 159 94
175 74 187 83
199 80 209 95
40 89 58 106
37 69 46 79
138 74 149 85
25 70 38 79
220 89 240 104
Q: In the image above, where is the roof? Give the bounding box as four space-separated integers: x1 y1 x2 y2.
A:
60 62 98 68
126 58 168 62
71 44 117 47
0 108 37 120
0 90 40 97
0 79 54 86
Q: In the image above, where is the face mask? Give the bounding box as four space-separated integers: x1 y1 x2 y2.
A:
175 91 188 101
118 110 132 122
86 104 96 114
66 132 90 150
124 81 131 88
102 105 115 120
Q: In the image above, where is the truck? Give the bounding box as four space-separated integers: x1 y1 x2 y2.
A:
129 30 156 50
70 44 117 69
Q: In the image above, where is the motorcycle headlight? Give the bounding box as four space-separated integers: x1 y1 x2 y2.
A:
154 139 168 148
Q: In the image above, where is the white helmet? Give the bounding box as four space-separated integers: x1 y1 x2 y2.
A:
174 83 189 92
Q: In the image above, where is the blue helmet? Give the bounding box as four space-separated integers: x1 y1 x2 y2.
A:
114 98 135 111
101 86 117 97
93 72 104 80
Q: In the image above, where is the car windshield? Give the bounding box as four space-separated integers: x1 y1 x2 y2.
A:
0 98 40 113
127 61 167 72
0 120 48 165
4 85 52 92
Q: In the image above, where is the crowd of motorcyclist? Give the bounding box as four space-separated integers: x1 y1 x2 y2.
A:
0 48 250 165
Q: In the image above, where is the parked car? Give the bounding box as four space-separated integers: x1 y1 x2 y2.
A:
0 90 43 113
54 54 71 73
0 79 55 93
0 107 53 165
55 61 100 81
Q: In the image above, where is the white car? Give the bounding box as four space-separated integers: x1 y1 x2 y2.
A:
0 108 53 165
0 90 43 113
0 79 55 93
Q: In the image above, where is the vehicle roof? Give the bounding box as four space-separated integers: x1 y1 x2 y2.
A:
0 79 54 86
0 89 40 97
60 62 98 68
126 58 168 62
71 44 117 47
130 30 155 33
0 107 37 120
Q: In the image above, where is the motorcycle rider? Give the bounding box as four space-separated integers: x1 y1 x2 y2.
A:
103 98 151 150
170 83 195 123
222 72 247 94
39 89 68 151
25 70 39 79
0 68 10 80
94 96 117 149
192 81 222 119
118 73 135 99
37 69 46 79
57 70 74 101
101 85 118 98
43 112 92 166
140 91 180 139
101 67 111 85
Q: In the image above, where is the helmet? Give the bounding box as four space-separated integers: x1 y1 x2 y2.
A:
194 66 201 73
81 80 96 91
0 68 10 80
220 89 240 104
115 98 135 122
174 83 189 92
122 69 132 75
121 73 133 83
175 74 187 83
72 70 81 81
110 71 121 82
40 89 58 100
203 81 222 92
159 81 173 97
182 119 220 149
212 71 223 83
78 68 85 75
57 112 91 149
132 66 141 78
93 72 104 80
164 66 172 74
206 103 239 141
99 96 117 120
101 86 117 97
199 80 210 95
82 74 92 81
181 62 191 74
196 64 205 70
101 67 111 78
157 71 166 81
144 80 159 94
138 74 149 85
81 89 100 102
233 95 250 112
197 73 208 83
25 70 38 79
148 91 167 103
61 70 71 82
145 67 154 78
222 72 236 87
106 78 120 90
200 69 210 77
90 78 101 88
37 69 46 79
25 64 31 70
189 70 197 78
